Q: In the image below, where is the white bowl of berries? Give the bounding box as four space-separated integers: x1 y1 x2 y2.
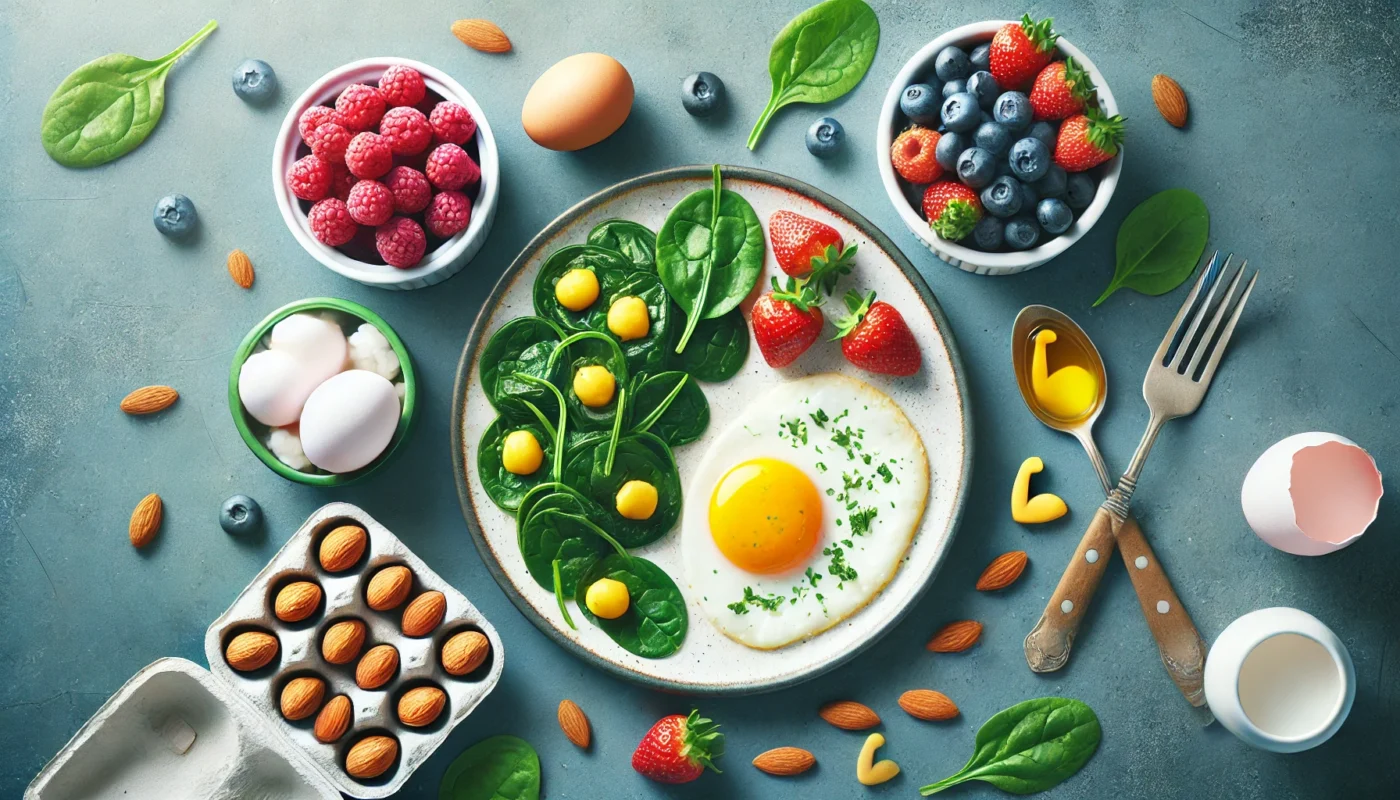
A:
273 57 499 290
877 18 1122 276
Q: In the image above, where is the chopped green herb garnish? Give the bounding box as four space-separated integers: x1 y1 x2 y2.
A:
877 464 894 483
810 408 829 428
728 585 784 615
824 546 858 585
849 506 878 536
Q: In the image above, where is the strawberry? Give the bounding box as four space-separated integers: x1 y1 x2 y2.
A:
832 291 922 377
1054 108 1124 172
752 277 826 368
1029 57 1095 120
769 209 857 278
891 127 943 184
921 181 983 241
631 709 724 784
989 14 1058 89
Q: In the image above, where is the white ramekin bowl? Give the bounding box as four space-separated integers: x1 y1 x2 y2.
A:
272 57 500 291
876 21 1122 276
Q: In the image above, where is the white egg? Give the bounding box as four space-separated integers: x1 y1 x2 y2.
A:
269 313 348 386
681 373 929 650
299 370 401 474
238 349 321 427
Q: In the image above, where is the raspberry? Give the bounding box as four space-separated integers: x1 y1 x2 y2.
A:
306 121 351 164
891 127 943 184
330 163 356 201
335 84 386 131
378 107 432 155
307 198 358 246
345 132 393 179
287 155 332 201
425 144 480 191
298 105 339 140
375 217 428 268
346 180 395 226
383 166 433 214
378 65 426 107
425 191 472 238
429 102 477 145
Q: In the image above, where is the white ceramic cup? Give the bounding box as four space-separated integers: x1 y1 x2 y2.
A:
1204 607 1355 753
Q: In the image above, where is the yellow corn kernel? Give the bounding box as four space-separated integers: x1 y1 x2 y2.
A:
501 430 544 475
585 577 630 619
573 365 615 407
615 480 659 520
555 268 600 312
607 296 651 341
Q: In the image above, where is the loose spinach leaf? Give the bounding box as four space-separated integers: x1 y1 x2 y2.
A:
629 371 709 446
532 245 648 332
1094 189 1210 306
920 697 1101 796
41 20 219 168
746 0 880 150
562 433 682 548
518 495 627 594
575 553 688 659
478 417 555 512
667 305 750 382
587 219 658 271
480 316 565 421
439 734 541 800
657 166 765 353
551 330 630 432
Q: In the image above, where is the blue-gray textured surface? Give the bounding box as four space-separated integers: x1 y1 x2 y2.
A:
2 1 1398 797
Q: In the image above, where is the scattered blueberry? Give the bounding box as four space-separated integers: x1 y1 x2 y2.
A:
220 494 264 536
682 72 725 116
981 175 1024 218
1065 173 1097 209
806 117 844 158
1019 180 1040 215
969 43 992 71
972 215 1005 250
153 194 198 238
966 71 1000 110
900 84 942 125
941 78 967 99
934 46 972 82
934 130 970 171
973 121 1013 155
232 59 278 104
956 147 996 189
1009 137 1051 182
940 92 982 133
1005 215 1042 250
1034 165 1068 197
995 157 1015 177
1028 120 1058 152
1037 198 1074 235
992 91 1033 132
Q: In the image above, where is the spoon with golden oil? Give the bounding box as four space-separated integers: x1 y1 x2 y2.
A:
1011 305 1209 710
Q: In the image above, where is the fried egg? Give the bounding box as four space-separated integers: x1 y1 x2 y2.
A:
681 373 929 649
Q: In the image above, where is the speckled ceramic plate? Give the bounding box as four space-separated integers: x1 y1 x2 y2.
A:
451 166 971 694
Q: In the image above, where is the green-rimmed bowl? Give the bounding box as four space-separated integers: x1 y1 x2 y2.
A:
229 298 418 486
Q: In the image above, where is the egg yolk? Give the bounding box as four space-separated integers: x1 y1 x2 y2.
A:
573 365 615 407
585 578 630 619
607 296 650 341
709 458 822 574
555 268 600 311
501 430 543 475
615 480 658 520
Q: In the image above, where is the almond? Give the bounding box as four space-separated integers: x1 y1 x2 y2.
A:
280 676 326 721
558 699 591 748
346 735 398 780
227 249 254 289
128 493 163 548
225 630 278 671
356 644 399 690
976 551 1029 591
322 619 366 665
120 385 179 415
366 565 412 611
441 630 490 676
818 700 880 731
927 620 983 653
401 590 446 637
1152 74 1188 127
319 524 367 572
275 581 323 622
898 689 959 721
752 746 816 776
314 695 352 743
451 19 511 53
398 685 447 727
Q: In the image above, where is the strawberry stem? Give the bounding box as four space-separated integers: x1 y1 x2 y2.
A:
831 290 875 340
680 709 725 773
1020 14 1059 54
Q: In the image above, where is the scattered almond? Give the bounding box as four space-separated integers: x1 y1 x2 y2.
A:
818 700 880 731
356 644 399 690
346 735 398 779
451 19 511 53
227 249 254 289
120 385 179 415
752 746 816 776
280 676 326 721
927 620 983 653
441 630 490 676
398 685 447 727
1152 74 1188 127
319 524 367 572
275 581 323 622
128 493 163 548
401 590 446 637
322 619 366 665
367 565 412 611
314 695 352 743
976 551 1029 591
898 689 959 721
226 630 279 671
558 699 591 748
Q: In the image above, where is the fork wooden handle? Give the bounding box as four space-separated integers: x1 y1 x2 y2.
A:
1024 507 1118 673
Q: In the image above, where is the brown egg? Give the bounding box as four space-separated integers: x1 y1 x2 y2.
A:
522 53 633 151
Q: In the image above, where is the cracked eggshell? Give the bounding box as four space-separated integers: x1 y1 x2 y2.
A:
1241 432 1383 556
269 313 348 386
299 370 399 474
238 350 321 427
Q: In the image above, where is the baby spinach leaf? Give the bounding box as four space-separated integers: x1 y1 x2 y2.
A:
562 433 682 548
478 417 556 512
518 495 627 595
920 697 1101 796
480 316 564 421
629 371 709 446
1094 189 1210 306
587 219 658 271
550 331 631 476
439 734 541 800
41 20 219 168
746 0 879 150
667 306 750 382
575 553 688 659
532 245 650 333
657 166 764 353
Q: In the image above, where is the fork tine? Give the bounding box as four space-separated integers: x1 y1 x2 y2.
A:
1153 251 1220 367
1195 270 1258 386
1169 253 1233 370
1185 259 1248 378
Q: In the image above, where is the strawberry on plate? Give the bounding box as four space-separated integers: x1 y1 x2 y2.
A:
632 709 724 784
769 209 857 278
752 277 826 368
922 181 983 241
990 14 1058 89
1054 108 1124 172
1029 57 1095 120
832 291 922 377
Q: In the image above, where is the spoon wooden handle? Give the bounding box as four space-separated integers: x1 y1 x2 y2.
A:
1024 506 1118 672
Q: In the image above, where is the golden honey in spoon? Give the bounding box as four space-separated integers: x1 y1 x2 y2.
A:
1027 327 1099 422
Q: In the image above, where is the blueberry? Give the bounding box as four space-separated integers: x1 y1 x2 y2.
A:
232 59 278 104
1036 198 1074 235
220 495 263 536
1028 120 1058 152
969 43 992 71
973 121 1013 155
956 147 996 189
966 71 1000 110
992 91 1033 132
980 175 1024 218
1019 180 1039 215
941 79 967 99
934 46 972 82
1005 215 1042 250
682 72 725 116
995 157 1015 177
971 215 1005 250
806 117 844 158
934 131 970 171
1065 173 1097 209
1034 165 1068 197
900 84 941 125
153 194 197 238
1009 137 1051 182
940 92 982 133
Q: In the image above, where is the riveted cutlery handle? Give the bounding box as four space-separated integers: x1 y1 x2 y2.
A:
1114 517 1208 707
1024 506 1118 673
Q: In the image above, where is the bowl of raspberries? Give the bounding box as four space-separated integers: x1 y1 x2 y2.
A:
877 17 1122 276
273 58 499 290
